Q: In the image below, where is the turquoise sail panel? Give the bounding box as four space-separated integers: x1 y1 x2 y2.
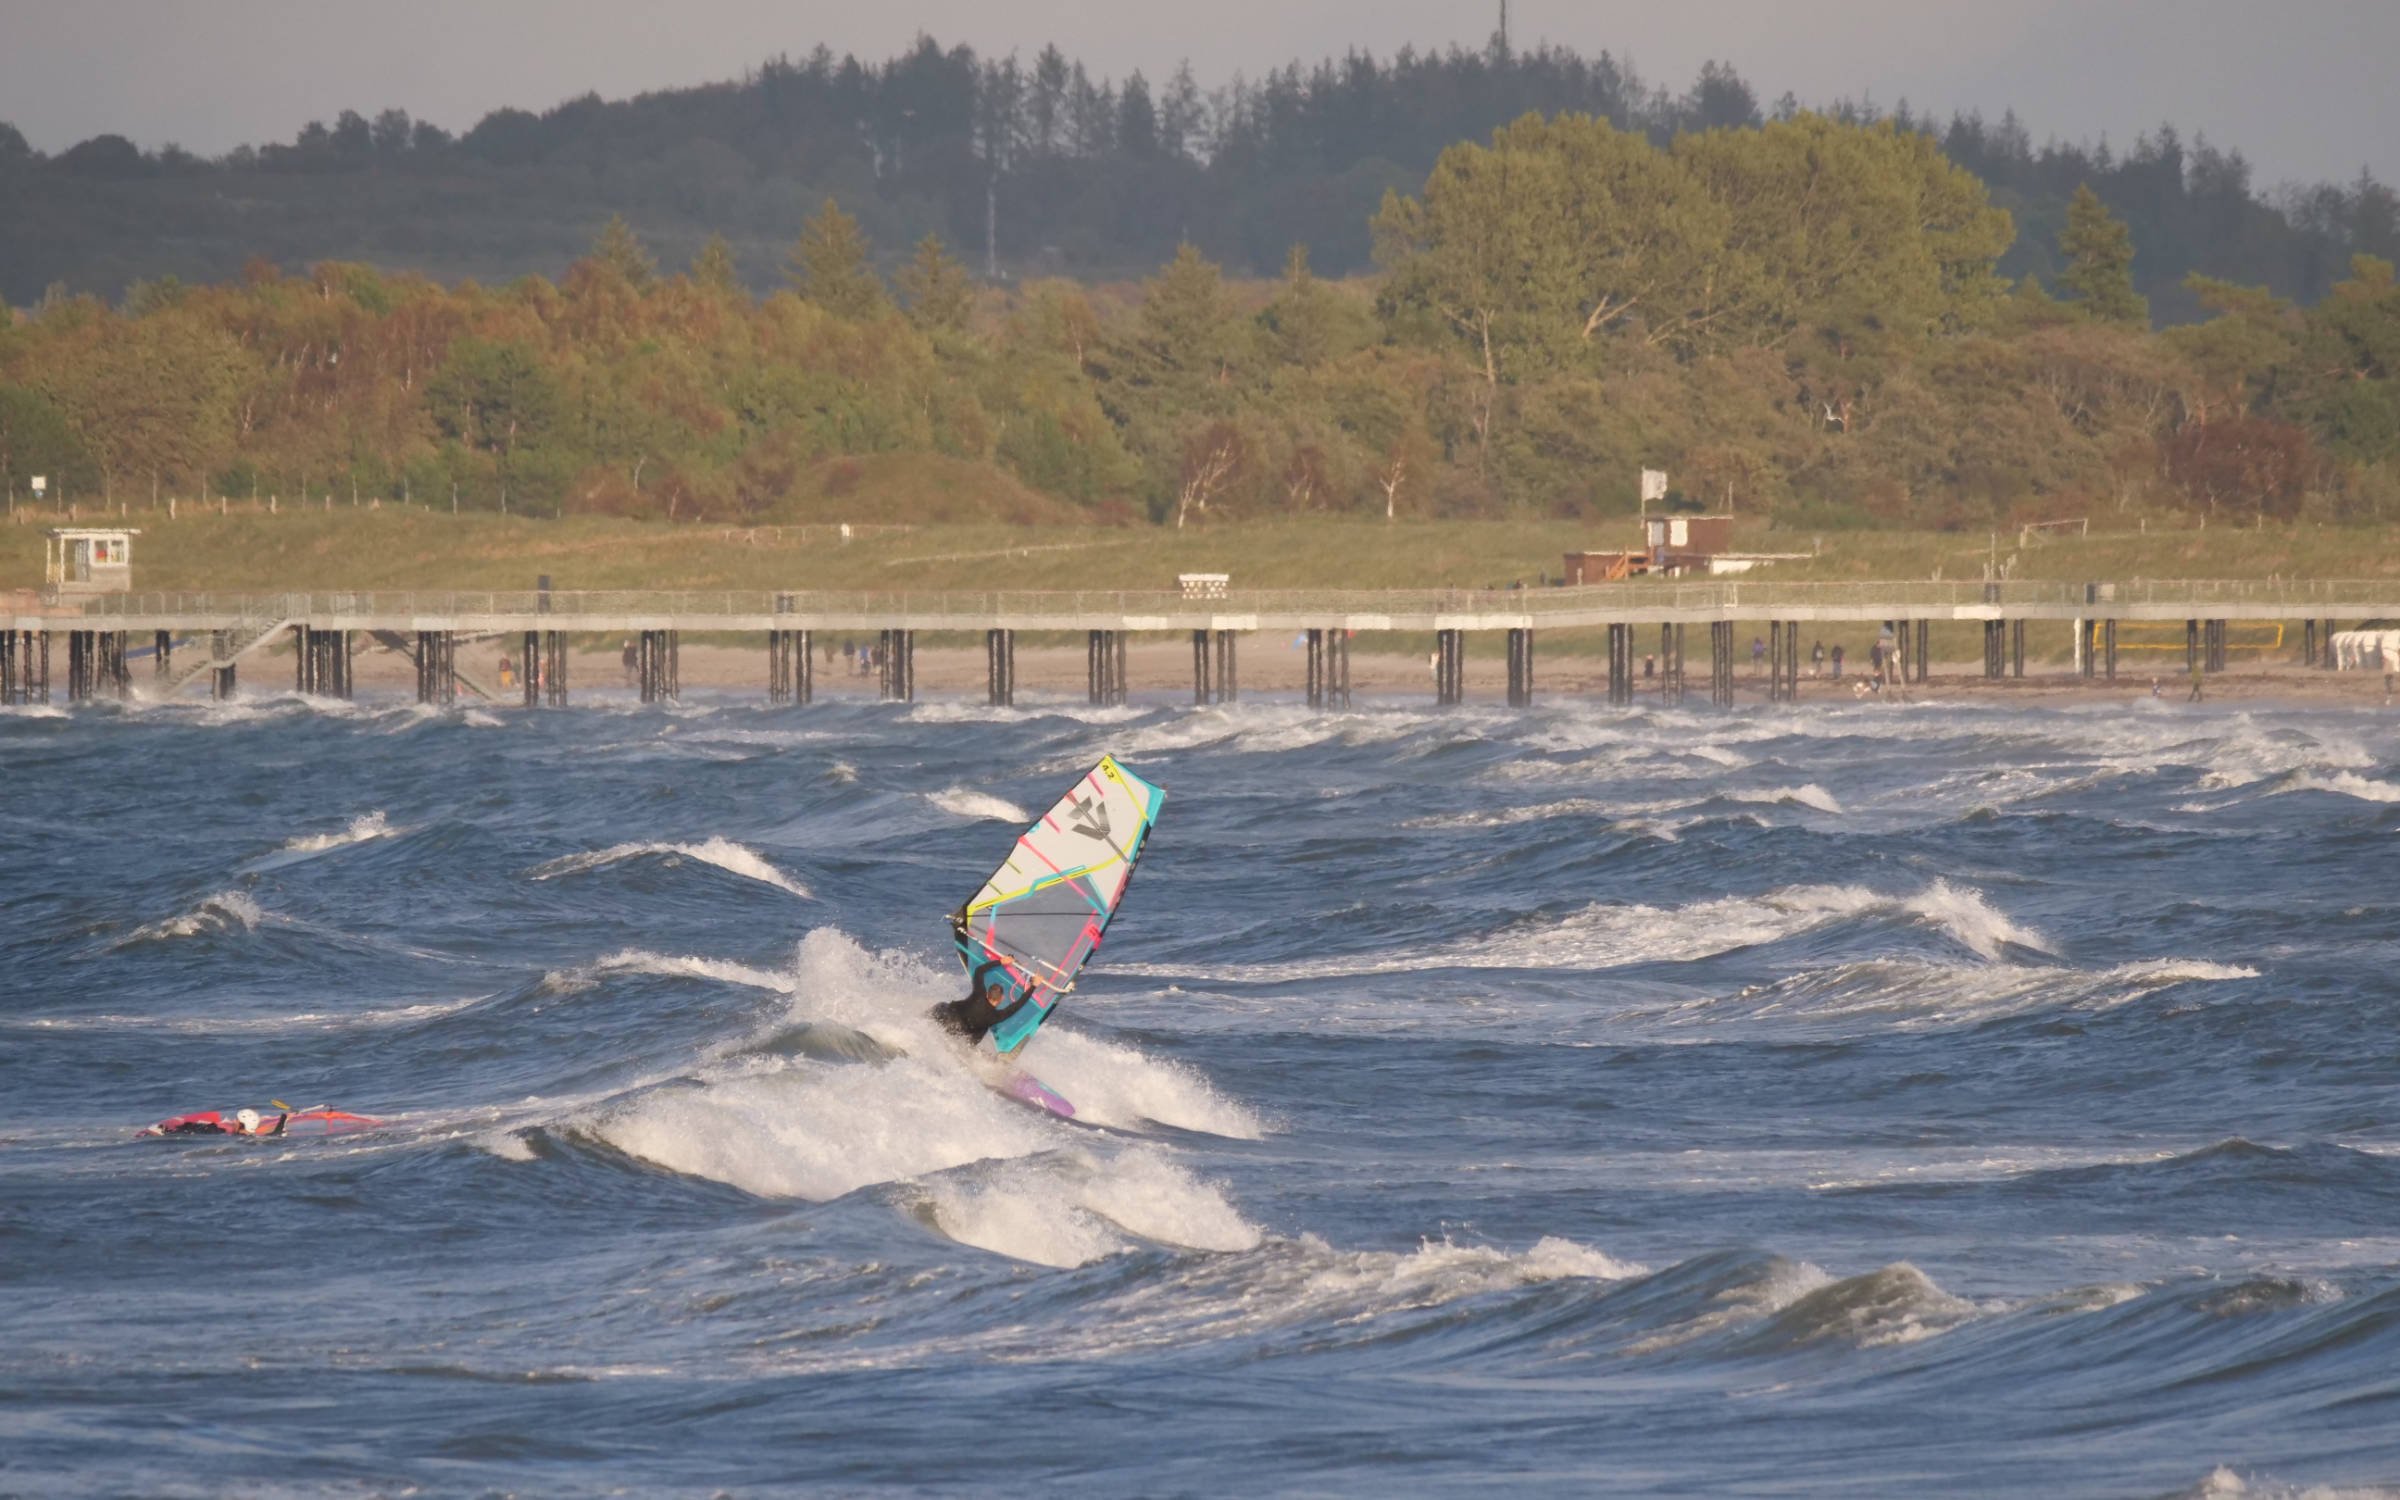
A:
952 755 1165 1053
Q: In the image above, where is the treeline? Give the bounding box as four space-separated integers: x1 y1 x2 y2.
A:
3 113 2396 534
1 36 2395 321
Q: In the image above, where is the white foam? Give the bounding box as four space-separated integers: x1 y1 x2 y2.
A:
580 927 1269 1265
924 1147 1262 1267
983 1026 1263 1139
1769 1262 1985 1349
2183 1467 2400 1500
1147 879 2040 983
587 949 795 992
1404 798 1616 830
119 890 270 944
1901 878 2052 959
9 993 485 1035
598 1056 1043 1202
478 1131 540 1162
2277 771 2400 804
929 787 1030 823
277 809 401 855
461 709 504 728
532 837 811 899
1731 783 1845 814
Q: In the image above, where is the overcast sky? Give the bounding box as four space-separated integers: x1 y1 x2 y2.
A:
2 0 2391 188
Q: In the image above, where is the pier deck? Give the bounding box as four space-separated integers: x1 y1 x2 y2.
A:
9 578 2398 636
4 578 2393 709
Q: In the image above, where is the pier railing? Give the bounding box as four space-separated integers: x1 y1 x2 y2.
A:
21 577 2400 626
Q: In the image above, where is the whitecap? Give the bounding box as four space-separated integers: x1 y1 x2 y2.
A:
531 836 811 899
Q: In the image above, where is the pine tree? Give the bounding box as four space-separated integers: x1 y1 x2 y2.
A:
2058 184 2147 325
1124 243 1243 392
592 214 656 291
785 198 885 319
894 235 974 332
690 234 741 297
1261 245 1335 367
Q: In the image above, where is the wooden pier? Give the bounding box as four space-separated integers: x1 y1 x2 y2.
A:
2 579 2391 708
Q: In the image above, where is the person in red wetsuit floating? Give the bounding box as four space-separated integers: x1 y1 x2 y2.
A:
139 1106 286 1138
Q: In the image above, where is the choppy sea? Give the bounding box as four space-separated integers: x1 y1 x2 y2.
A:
4 686 2399 1497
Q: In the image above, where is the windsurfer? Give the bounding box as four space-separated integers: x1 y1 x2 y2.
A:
931 958 1032 1045
140 1107 287 1138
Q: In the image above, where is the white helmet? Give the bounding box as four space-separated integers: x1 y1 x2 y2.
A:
235 1108 261 1134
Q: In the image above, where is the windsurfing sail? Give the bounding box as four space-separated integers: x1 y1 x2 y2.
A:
953 755 1165 1053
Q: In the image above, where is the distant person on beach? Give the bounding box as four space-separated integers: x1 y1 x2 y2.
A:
1644 653 1656 679
843 639 856 672
2188 661 2205 702
1811 641 1825 678
1830 644 1844 679
1752 636 1765 675
2151 677 2163 698
497 654 516 690
620 640 637 687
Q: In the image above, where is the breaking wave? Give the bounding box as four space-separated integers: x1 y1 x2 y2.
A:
531 836 811 898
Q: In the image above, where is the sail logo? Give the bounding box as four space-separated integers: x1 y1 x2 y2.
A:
1068 795 1112 841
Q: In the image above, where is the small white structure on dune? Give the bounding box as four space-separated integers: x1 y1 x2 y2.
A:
45 527 139 595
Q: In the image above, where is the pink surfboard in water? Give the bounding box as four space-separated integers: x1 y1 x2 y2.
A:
999 1073 1076 1120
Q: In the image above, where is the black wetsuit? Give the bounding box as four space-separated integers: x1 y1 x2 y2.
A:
932 960 1033 1044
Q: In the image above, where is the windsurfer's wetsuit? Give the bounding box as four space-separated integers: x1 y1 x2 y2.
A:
931 959 1032 1045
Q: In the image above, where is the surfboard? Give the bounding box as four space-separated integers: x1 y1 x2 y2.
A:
996 1073 1077 1120
952 754 1165 1054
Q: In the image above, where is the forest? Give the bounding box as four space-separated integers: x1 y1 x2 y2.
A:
2 106 2396 534
0 36 2394 323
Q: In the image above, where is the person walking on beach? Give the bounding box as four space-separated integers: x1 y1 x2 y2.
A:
2188 660 2205 702
1751 636 1765 675
620 639 637 687
1811 641 1825 678
1830 643 1844 680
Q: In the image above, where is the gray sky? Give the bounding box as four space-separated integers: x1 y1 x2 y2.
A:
2 0 2392 188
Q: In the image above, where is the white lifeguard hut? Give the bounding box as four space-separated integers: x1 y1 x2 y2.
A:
46 527 139 595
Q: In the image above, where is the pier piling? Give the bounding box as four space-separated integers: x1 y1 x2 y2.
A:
1505 628 1535 708
986 628 1015 708
1305 629 1325 709
1086 630 1124 706
209 630 233 701
878 628 913 703
1435 629 1464 706
1212 630 1234 705
767 593 809 707
1709 622 1734 707
416 631 457 706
